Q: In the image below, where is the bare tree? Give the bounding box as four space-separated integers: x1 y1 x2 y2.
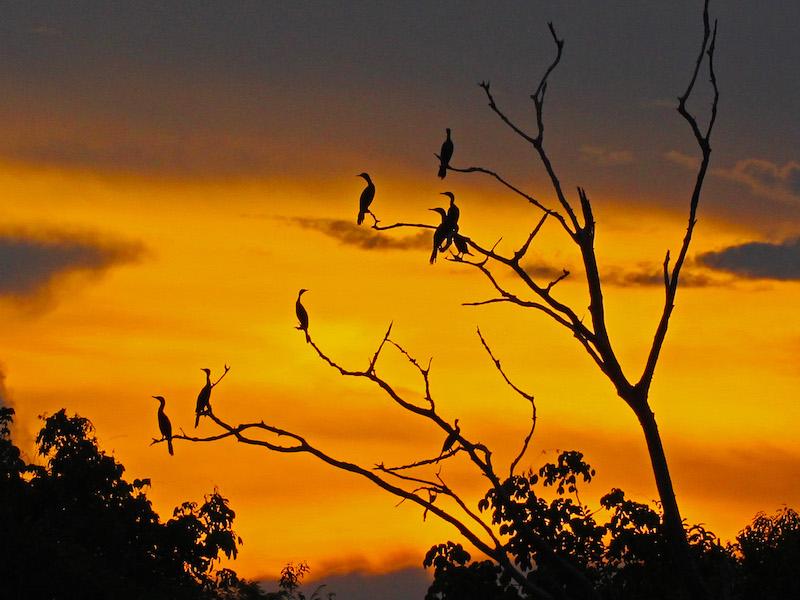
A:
162 2 719 598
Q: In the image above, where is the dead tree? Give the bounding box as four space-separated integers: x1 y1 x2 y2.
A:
164 2 718 598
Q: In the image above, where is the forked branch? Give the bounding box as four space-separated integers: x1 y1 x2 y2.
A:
640 0 719 394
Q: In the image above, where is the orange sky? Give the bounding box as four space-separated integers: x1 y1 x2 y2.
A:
1 1 799 587
1 158 798 581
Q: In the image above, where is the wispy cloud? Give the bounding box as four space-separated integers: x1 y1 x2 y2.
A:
664 150 700 170
697 238 800 281
287 217 430 251
665 152 800 206
714 159 800 205
579 145 634 167
0 229 145 307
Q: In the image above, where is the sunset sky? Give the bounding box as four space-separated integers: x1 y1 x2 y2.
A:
1 1 798 595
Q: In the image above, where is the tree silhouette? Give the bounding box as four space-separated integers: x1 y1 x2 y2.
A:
164 1 722 598
0 407 267 600
422 451 740 599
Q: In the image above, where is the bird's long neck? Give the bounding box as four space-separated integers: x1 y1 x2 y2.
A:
205 372 211 386
158 398 166 413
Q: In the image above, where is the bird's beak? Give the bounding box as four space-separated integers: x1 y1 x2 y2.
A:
440 192 447 196
428 208 436 212
151 396 158 399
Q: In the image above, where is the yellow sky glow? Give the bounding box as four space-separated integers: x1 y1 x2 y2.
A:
2 160 798 580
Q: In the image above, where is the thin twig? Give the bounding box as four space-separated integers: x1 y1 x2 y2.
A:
211 364 230 388
476 328 538 477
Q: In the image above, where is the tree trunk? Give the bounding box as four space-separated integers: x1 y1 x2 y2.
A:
633 401 709 600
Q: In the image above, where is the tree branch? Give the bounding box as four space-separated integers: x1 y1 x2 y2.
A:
476 328 538 477
514 214 550 262
211 364 230 388
444 163 572 234
368 212 436 231
640 0 719 395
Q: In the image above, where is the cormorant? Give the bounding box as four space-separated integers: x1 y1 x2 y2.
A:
439 192 460 251
429 207 449 264
453 233 472 258
195 368 212 428
356 172 375 225
296 288 310 342
442 192 460 227
438 128 454 179
152 395 173 456
437 419 461 462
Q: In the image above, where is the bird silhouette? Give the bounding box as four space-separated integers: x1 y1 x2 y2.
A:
438 128 454 179
452 233 472 258
429 207 449 264
437 419 461 462
195 368 212 428
442 192 460 227
356 172 375 225
440 192 460 251
152 395 173 456
296 288 310 342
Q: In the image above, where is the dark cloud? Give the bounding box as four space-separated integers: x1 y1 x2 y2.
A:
289 217 430 251
525 260 716 288
603 266 716 288
0 229 145 302
0 1 796 195
523 262 571 282
714 159 800 204
697 238 800 281
306 568 429 600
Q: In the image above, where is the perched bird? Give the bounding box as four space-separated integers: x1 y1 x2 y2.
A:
296 288 310 342
442 192 460 228
438 128 454 179
437 419 461 462
440 192 460 251
152 395 174 456
452 233 472 258
429 207 449 264
195 368 212 428
356 172 375 225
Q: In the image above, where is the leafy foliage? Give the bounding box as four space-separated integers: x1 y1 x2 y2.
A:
734 507 800 598
0 408 266 600
426 451 795 600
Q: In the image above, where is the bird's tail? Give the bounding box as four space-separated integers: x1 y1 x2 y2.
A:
167 438 174 456
438 163 447 179
429 246 438 264
357 210 365 225
194 413 200 428
305 330 310 344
